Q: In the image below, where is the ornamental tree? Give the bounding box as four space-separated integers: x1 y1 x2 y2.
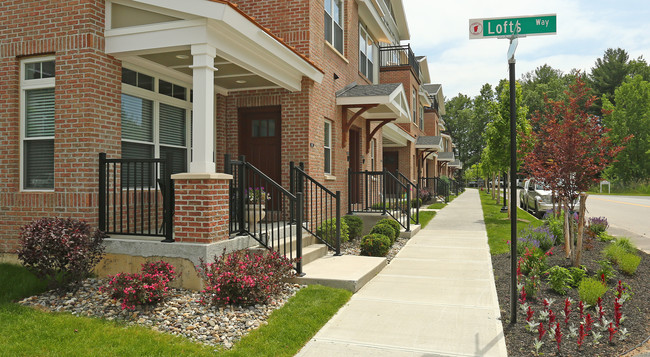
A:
520 75 625 264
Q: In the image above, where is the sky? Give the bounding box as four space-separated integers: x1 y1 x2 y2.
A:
402 0 650 99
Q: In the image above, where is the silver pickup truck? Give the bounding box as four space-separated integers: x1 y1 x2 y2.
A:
519 179 580 218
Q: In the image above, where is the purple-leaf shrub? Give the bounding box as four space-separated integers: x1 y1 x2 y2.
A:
588 216 609 235
17 217 106 290
101 260 177 310
197 250 295 306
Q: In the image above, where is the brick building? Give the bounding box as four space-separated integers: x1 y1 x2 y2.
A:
0 0 459 281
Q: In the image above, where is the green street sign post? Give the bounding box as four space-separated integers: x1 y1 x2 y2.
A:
469 14 556 325
469 14 556 39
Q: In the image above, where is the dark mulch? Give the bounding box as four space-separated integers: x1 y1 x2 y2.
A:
492 237 650 356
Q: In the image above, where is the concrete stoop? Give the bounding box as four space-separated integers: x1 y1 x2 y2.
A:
290 254 387 292
399 224 420 238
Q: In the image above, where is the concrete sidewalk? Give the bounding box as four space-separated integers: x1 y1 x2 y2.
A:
296 189 507 357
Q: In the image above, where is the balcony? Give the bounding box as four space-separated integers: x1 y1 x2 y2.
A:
379 44 420 79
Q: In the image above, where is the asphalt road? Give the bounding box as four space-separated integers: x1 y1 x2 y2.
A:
584 195 650 254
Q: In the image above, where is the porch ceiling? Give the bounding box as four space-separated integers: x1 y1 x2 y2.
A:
382 123 414 147
105 0 323 93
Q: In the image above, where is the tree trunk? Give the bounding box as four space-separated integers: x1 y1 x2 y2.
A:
496 173 501 205
573 193 588 267
563 199 571 259
491 174 496 199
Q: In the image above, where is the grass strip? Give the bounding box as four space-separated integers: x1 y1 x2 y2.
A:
223 285 351 357
479 191 543 255
418 211 436 228
426 202 446 209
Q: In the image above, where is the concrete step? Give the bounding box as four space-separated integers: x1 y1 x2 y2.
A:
290 254 387 292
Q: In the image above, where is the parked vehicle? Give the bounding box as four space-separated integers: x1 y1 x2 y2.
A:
519 179 580 218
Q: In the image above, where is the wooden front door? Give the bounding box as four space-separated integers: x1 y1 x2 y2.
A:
238 106 282 185
383 151 399 195
349 129 361 203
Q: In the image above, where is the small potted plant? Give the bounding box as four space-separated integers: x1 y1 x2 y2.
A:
244 187 270 232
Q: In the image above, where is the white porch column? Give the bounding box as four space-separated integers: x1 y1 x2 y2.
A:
190 44 217 173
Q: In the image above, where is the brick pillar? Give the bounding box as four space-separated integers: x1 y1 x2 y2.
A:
171 173 232 244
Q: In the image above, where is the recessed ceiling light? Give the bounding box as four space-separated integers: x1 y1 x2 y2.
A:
175 54 189 59
236 80 247 84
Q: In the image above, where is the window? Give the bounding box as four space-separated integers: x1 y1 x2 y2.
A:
412 88 417 123
324 0 343 53
370 139 376 170
121 68 191 181
324 120 332 174
359 23 375 81
419 105 424 129
21 57 55 190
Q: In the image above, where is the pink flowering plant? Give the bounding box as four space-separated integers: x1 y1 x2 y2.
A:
197 249 295 306
101 260 177 310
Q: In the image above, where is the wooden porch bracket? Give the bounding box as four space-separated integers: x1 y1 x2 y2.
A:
342 104 377 148
365 119 394 153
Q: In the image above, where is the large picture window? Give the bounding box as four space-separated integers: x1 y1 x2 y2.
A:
324 120 332 174
21 57 56 190
121 67 191 180
324 0 343 53
359 23 375 82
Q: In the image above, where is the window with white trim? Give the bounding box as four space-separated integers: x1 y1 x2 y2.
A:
359 23 375 82
324 120 332 174
21 57 55 190
324 0 343 53
121 67 191 182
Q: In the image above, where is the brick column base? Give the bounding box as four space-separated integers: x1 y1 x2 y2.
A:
171 173 232 244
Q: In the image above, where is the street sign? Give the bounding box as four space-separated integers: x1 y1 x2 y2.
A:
469 14 556 39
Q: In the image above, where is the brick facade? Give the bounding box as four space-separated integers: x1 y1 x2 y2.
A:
0 0 121 253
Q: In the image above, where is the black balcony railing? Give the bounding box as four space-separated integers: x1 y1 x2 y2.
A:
395 170 419 225
379 44 421 78
290 162 341 255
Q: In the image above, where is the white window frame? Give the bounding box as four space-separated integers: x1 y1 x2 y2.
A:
121 65 192 176
359 23 375 82
412 88 417 124
20 56 56 192
419 105 424 129
325 0 344 54
324 120 332 174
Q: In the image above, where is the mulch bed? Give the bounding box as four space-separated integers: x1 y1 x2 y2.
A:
492 238 650 356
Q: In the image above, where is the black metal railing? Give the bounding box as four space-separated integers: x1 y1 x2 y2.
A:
395 171 419 225
420 177 451 202
290 162 341 255
349 169 411 231
379 44 421 78
98 153 174 242
226 155 303 274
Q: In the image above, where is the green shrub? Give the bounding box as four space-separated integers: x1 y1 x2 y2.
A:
370 224 397 245
371 202 388 210
596 260 616 282
360 234 391 257
342 215 363 240
569 266 586 287
597 231 616 242
546 266 573 295
614 238 637 254
411 198 422 208
619 253 641 275
315 219 349 246
578 277 608 306
376 218 401 240
603 244 625 264
587 216 609 235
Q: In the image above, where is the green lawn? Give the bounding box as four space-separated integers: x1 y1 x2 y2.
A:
479 191 543 255
418 211 436 228
427 202 446 209
0 263 351 356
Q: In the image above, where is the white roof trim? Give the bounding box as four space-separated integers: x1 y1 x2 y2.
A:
382 122 415 147
336 84 411 123
105 0 323 92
